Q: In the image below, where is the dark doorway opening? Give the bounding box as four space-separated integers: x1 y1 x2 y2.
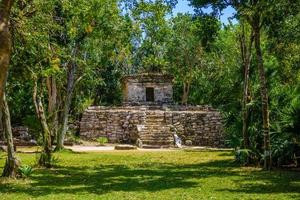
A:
146 87 154 102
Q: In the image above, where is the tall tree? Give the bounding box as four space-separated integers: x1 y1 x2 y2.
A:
0 0 20 178
56 43 79 150
1 94 20 177
33 77 52 168
55 0 132 150
190 0 300 169
249 5 271 168
0 0 14 103
238 22 253 149
129 0 176 73
189 0 273 169
46 75 58 143
167 14 211 104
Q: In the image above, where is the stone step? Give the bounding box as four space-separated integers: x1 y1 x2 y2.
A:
142 126 169 129
141 128 166 131
139 127 167 130
144 124 168 127
140 130 172 134
143 124 167 127
140 140 174 144
145 115 165 117
140 136 174 140
139 129 169 133
139 131 172 135
114 145 137 150
141 139 174 143
145 119 165 123
145 119 165 122
145 118 165 121
139 131 171 134
139 133 167 136
141 140 174 145
144 113 163 115
144 122 165 125
141 144 173 149
140 130 171 134
139 132 172 136
143 126 165 129
145 114 165 117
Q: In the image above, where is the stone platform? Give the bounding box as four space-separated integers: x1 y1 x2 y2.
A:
80 105 224 148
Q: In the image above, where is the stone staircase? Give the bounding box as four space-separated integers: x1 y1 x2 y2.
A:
138 112 174 147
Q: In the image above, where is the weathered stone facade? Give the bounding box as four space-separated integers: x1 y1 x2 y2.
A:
0 126 36 146
80 73 225 147
122 74 173 105
80 105 224 147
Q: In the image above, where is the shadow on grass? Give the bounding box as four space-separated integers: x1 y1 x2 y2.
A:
216 169 300 195
0 152 299 198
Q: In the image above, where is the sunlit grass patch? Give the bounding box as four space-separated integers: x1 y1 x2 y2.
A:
0 150 299 200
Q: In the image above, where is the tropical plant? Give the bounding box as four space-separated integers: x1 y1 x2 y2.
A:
18 165 33 178
234 148 252 166
96 137 108 146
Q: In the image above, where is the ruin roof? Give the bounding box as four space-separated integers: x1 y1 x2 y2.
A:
121 73 173 83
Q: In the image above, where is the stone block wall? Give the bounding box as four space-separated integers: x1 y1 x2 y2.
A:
170 111 223 147
0 126 36 146
122 74 173 104
124 82 173 103
80 106 225 147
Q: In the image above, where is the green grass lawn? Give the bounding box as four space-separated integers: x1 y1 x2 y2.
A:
0 149 299 200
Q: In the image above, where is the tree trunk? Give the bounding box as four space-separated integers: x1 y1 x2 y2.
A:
33 79 52 168
240 26 254 149
46 76 58 144
56 47 78 151
0 110 4 141
253 21 271 170
0 0 14 107
1 93 20 177
181 81 190 105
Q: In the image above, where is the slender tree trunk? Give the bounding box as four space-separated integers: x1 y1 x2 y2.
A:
33 79 52 168
2 93 20 177
56 47 78 151
0 0 18 177
0 0 14 107
46 76 58 144
253 21 271 170
181 81 190 105
240 26 254 149
37 97 52 168
0 110 4 141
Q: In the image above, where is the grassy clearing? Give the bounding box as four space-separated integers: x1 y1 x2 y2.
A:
0 150 299 200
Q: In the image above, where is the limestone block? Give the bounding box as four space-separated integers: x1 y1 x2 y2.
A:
114 145 137 150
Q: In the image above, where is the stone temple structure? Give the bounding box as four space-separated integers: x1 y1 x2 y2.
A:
80 73 224 147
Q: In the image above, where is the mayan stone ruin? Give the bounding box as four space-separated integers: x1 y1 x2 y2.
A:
80 73 224 147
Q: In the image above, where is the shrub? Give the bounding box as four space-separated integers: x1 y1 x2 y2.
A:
66 132 82 145
19 165 33 178
271 99 300 167
22 115 42 141
96 137 108 145
235 148 251 165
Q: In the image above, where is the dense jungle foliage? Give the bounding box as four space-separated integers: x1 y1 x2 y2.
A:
0 0 300 173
